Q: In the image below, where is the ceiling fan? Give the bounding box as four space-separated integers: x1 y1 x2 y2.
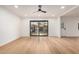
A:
33 5 47 13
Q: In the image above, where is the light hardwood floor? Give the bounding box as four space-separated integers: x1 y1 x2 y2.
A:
0 37 79 54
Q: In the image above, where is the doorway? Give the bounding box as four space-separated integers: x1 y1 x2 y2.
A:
30 20 48 36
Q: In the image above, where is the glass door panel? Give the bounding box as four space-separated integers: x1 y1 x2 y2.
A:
38 22 48 35
30 22 39 35
30 20 48 36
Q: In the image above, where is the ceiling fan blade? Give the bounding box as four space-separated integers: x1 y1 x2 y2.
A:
41 10 47 13
33 5 47 13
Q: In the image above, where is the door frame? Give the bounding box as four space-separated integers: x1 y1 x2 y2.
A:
30 20 48 36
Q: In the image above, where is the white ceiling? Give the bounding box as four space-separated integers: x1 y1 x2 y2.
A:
1 5 77 18
62 6 79 16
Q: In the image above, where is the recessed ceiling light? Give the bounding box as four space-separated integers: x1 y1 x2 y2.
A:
14 5 19 8
60 6 65 9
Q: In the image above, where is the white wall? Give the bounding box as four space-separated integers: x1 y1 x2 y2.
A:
61 16 79 37
49 17 61 37
21 17 61 37
0 7 21 46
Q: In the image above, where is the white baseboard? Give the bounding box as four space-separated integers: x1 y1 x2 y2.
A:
0 36 20 47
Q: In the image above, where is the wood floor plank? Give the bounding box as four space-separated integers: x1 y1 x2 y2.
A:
0 37 79 54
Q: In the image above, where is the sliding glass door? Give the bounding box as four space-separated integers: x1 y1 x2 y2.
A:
30 20 48 36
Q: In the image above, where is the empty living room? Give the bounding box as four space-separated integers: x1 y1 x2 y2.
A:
0 5 79 54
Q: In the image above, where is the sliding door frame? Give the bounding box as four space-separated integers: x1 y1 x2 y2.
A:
30 20 48 36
